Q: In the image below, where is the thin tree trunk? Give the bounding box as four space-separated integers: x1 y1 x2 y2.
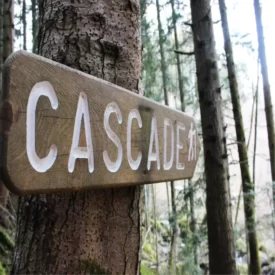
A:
155 2 178 271
0 0 13 207
144 185 150 232
246 88 256 149
254 0 275 234
253 64 259 186
188 179 198 266
169 181 177 275
169 1 185 271
3 0 13 61
152 184 159 274
234 80 258 226
171 0 184 112
166 183 171 218
0 0 4 207
12 1 142 274
190 0 236 273
155 0 172 236
156 0 169 106
22 0 26 50
31 0 37 53
0 0 3 74
219 0 261 273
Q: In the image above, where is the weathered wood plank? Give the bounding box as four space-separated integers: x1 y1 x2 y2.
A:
0 50 200 195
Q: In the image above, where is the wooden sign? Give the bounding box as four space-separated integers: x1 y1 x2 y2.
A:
0 50 200 195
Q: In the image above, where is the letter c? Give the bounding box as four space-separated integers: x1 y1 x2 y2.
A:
26 81 58 172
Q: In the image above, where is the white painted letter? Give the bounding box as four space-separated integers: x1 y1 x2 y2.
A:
26 81 58 172
127 109 142 170
188 122 197 161
176 121 185 170
103 102 123 172
147 115 160 170
68 92 94 173
163 118 174 170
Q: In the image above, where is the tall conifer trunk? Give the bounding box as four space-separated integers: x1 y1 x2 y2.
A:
31 0 37 53
12 1 142 274
156 0 168 106
170 0 184 112
156 1 177 272
219 0 261 273
0 0 13 207
190 0 236 273
22 0 26 50
254 0 275 231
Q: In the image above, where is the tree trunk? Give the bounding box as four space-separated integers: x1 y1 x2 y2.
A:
0 0 13 207
22 0 26 50
152 184 159 274
0 0 4 207
190 0 236 273
12 1 142 274
169 1 185 271
155 2 178 271
31 0 37 53
155 0 171 227
171 0 184 112
3 0 13 61
254 0 275 231
253 65 259 186
169 181 177 275
188 179 198 266
219 0 261 273
156 0 169 106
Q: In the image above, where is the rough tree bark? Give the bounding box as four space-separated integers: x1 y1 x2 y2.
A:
219 0 261 273
190 0 237 273
0 0 13 207
0 0 3 169
254 0 275 229
12 1 142 274
3 0 13 61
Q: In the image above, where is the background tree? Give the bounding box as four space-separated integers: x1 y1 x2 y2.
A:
0 0 13 207
12 0 142 274
254 0 275 231
219 0 261 273
190 0 237 273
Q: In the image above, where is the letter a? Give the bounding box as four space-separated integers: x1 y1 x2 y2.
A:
163 118 174 170
147 115 160 170
68 92 94 173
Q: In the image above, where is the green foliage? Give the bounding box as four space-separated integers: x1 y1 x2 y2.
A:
237 264 248 275
141 264 157 275
0 226 14 275
143 243 156 261
0 227 14 252
0 262 5 275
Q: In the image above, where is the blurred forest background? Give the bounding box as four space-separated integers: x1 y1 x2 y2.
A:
0 0 274 274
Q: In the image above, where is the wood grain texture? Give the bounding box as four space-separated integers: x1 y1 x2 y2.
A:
1 50 200 195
